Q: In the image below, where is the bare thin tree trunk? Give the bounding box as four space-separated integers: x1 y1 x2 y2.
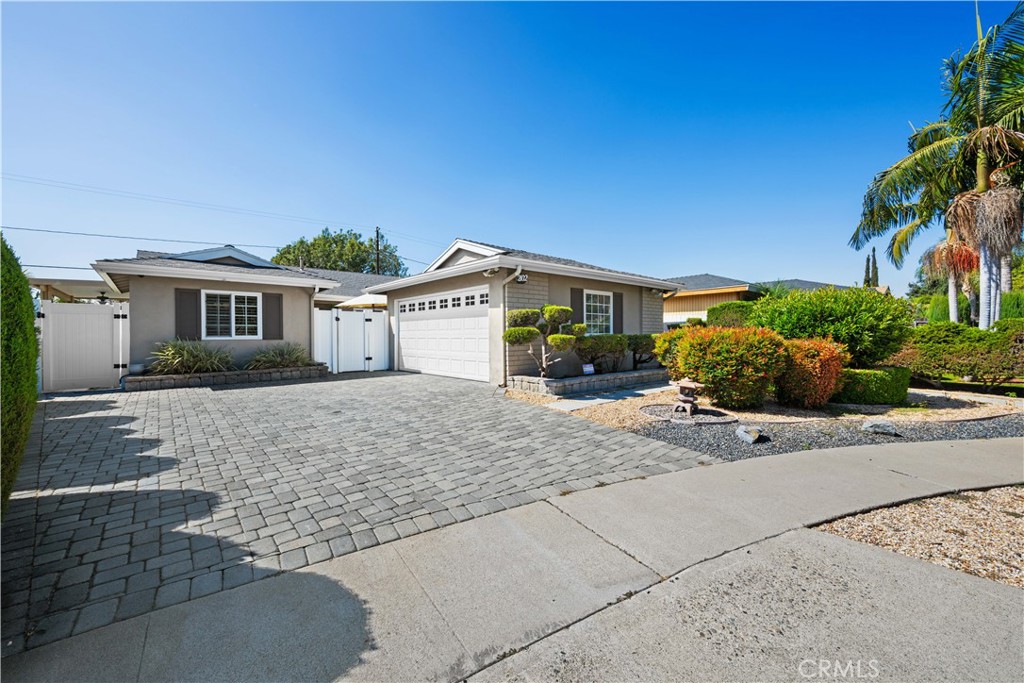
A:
979 242 992 329
962 280 977 325
1000 255 1012 292
947 274 959 324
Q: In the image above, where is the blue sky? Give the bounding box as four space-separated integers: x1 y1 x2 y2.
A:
1 1 1012 295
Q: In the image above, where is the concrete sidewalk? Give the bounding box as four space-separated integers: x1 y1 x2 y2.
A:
5 438 1022 682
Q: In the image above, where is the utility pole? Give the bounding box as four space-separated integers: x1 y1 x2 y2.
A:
375 226 380 275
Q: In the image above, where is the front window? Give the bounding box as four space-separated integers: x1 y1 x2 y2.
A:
202 291 261 339
584 290 612 334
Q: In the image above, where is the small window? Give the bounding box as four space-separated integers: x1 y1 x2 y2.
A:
465 294 475 306
202 291 261 340
399 304 407 313
479 293 489 305
584 290 613 335
417 301 426 312
439 298 448 309
451 296 461 308
428 300 437 310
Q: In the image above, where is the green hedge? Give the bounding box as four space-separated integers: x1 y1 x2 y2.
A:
706 301 755 327
1001 291 1024 320
831 367 911 405
926 293 970 323
750 287 913 368
2 237 38 514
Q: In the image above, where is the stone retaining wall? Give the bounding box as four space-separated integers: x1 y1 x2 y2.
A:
123 364 329 391
508 367 669 396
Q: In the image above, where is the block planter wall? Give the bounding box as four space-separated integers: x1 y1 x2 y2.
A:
123 364 329 392
508 367 668 397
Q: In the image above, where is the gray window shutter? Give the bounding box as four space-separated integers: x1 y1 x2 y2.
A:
263 293 283 340
570 288 584 324
613 292 624 333
175 289 200 340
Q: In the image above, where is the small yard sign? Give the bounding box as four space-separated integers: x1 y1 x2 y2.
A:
582 363 595 375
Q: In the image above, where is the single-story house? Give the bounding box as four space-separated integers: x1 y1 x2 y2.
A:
363 238 678 384
663 273 854 324
92 246 397 367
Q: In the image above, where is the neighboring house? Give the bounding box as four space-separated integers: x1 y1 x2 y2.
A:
663 273 853 324
364 238 678 384
92 246 397 367
663 274 761 325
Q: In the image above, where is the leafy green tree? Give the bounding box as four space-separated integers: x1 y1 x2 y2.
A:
273 228 408 276
850 3 1024 327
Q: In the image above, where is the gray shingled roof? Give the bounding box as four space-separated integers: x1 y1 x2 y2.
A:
666 273 752 291
98 249 398 296
461 238 671 283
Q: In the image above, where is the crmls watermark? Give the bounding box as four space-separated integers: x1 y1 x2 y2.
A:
798 659 881 679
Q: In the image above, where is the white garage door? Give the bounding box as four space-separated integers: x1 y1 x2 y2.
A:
396 287 490 382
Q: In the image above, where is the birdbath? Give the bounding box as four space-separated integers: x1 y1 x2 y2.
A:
672 377 705 417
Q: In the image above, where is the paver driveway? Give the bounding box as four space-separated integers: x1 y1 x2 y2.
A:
1 372 711 655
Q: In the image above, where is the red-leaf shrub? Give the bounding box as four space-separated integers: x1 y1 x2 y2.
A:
655 326 787 408
776 338 849 409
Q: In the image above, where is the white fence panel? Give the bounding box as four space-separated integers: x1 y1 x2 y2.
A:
39 302 129 392
314 308 390 374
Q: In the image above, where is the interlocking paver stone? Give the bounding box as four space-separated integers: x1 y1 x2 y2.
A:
1 373 709 657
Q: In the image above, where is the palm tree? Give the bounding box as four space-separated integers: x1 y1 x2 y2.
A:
922 233 979 323
851 2 1024 327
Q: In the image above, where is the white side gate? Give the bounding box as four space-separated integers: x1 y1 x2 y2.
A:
37 301 130 392
313 308 389 373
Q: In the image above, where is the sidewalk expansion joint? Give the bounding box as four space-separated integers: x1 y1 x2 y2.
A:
541 499 663 578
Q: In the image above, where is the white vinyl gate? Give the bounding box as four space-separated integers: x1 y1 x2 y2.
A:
37 301 130 392
313 309 389 373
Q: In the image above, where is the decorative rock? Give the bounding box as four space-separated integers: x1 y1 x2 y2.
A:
861 419 900 436
736 425 764 444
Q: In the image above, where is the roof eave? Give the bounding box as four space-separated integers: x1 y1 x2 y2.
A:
366 254 678 293
92 261 339 289
666 285 755 297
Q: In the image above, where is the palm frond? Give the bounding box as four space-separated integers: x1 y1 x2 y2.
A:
885 217 929 268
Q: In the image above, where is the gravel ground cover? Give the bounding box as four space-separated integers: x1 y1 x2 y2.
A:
633 412 1024 461
819 486 1024 588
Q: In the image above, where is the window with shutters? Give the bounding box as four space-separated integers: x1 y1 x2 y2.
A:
583 290 613 335
202 290 262 339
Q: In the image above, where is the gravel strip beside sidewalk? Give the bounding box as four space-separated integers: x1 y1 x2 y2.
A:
819 486 1024 589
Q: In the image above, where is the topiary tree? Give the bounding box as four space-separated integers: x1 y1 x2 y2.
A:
2 237 39 515
626 334 658 370
503 305 584 377
575 334 628 373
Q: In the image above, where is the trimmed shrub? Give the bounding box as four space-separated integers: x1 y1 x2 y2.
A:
685 317 706 327
706 301 755 327
575 334 628 373
245 343 315 370
887 321 1024 390
150 340 234 375
660 327 788 408
831 367 911 405
1001 291 1024 320
993 318 1024 336
653 327 690 376
2 237 38 514
926 293 970 323
506 309 540 327
750 287 913 368
776 339 849 409
503 327 540 346
626 333 657 370
503 305 582 377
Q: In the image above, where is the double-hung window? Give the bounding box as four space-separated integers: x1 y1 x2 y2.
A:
583 290 613 335
202 291 261 339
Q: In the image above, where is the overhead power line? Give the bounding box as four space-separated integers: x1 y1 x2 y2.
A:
24 264 94 270
2 173 450 248
3 224 431 266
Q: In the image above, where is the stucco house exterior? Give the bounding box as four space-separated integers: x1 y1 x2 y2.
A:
92 246 396 367
364 239 678 384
